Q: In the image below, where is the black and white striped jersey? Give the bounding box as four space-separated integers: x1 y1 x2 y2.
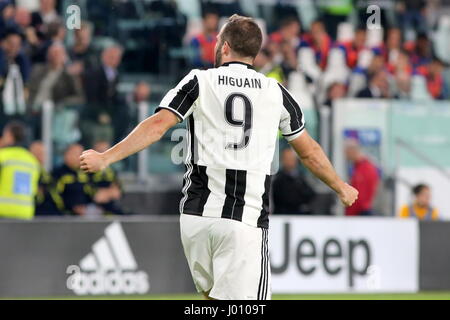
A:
156 61 305 229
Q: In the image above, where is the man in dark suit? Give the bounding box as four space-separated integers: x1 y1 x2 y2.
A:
357 69 391 99
272 148 316 215
81 45 130 146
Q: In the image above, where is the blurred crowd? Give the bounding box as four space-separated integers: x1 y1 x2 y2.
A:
0 0 154 151
0 121 128 218
1 0 449 143
0 0 448 218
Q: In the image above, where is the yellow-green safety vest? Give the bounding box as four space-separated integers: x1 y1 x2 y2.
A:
0 146 40 220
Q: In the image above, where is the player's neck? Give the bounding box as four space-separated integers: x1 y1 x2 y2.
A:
221 56 254 67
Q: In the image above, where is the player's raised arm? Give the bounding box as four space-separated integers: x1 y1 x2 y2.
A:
289 130 358 207
276 82 358 207
80 109 178 173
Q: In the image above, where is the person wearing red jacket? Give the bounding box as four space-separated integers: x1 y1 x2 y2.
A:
190 10 219 69
344 139 379 216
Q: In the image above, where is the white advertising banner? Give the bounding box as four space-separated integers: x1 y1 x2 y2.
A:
270 217 419 293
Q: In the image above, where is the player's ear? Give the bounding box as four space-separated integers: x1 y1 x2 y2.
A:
222 41 231 56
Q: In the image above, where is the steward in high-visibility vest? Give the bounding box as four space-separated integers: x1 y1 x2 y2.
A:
91 166 126 215
399 183 439 221
35 166 65 216
399 203 438 221
29 141 64 216
0 122 39 220
53 144 94 216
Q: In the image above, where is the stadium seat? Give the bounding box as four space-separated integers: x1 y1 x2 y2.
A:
337 22 355 43
366 27 384 48
287 71 314 110
174 0 201 19
411 75 433 100
254 18 268 47
357 49 374 69
434 15 450 64
319 48 351 103
297 47 322 82
52 107 81 150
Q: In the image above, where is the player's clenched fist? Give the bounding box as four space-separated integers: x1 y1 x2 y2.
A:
338 183 359 207
80 149 108 173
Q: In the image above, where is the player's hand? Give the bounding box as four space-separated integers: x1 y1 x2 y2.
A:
338 183 359 207
80 150 108 173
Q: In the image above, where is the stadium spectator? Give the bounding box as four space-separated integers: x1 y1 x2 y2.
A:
269 16 300 68
27 43 84 139
81 45 127 146
0 0 16 33
272 148 316 215
90 140 127 215
335 27 368 70
349 53 388 98
30 19 66 64
14 6 32 30
367 54 386 77
357 69 391 99
405 32 433 68
52 143 95 216
324 82 347 108
419 58 449 100
0 121 40 220
399 183 439 220
28 43 84 113
68 21 98 72
269 16 301 48
29 140 63 216
133 81 151 103
254 47 284 83
279 39 298 80
125 81 152 123
190 9 219 69
299 20 331 74
389 51 415 98
344 139 379 216
383 28 403 66
0 28 30 131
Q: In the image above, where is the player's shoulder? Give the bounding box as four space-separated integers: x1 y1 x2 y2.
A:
184 68 203 77
183 68 214 82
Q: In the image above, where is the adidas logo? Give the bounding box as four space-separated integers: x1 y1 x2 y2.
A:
66 222 150 295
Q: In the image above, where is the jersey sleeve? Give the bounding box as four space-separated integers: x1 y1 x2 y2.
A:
277 83 306 141
155 70 200 121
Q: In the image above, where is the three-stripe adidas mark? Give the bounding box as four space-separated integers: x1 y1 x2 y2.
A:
66 222 150 295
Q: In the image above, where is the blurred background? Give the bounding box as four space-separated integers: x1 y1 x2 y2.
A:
1 0 450 220
1 0 450 298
